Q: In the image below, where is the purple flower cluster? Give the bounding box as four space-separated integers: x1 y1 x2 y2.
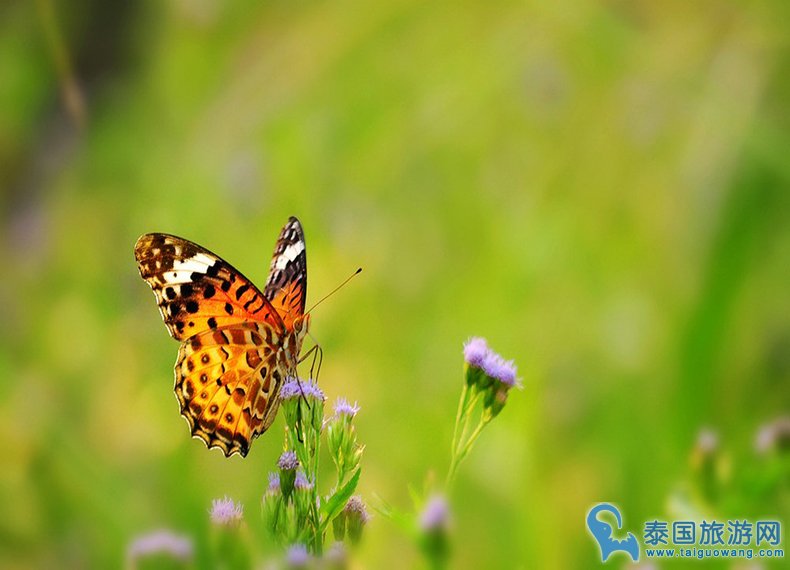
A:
325 542 347 565
463 337 489 367
209 496 243 525
463 337 519 387
333 397 360 419
420 495 450 531
419 495 450 532
285 544 311 568
277 450 299 471
127 529 193 561
267 471 281 492
344 495 370 523
280 377 325 401
294 470 314 491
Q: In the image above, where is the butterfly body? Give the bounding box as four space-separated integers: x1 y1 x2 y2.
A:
134 217 308 457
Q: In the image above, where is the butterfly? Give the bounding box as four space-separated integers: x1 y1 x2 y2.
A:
134 217 310 457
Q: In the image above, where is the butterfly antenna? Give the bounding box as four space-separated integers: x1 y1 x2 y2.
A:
305 267 362 315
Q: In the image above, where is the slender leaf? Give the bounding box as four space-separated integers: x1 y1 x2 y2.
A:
319 468 361 532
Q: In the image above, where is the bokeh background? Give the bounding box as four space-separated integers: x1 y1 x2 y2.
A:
2 1 789 568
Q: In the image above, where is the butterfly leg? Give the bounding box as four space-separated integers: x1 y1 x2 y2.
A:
292 373 314 438
310 345 323 382
298 343 323 382
289 344 323 442
294 402 306 445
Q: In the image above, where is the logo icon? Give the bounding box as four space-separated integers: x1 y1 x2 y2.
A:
586 503 640 562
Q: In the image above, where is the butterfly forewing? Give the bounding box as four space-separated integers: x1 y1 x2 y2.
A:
263 216 307 331
134 233 285 340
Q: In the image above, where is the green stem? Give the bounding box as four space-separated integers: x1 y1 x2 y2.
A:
447 411 492 489
450 384 469 459
447 384 482 489
453 416 490 467
310 426 321 552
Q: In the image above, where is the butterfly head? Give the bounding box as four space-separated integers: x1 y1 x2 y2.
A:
283 314 310 369
293 313 310 337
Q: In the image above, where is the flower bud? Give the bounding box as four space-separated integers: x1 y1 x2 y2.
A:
325 541 348 570
278 450 299 500
209 496 243 527
311 394 325 434
418 495 451 567
293 470 314 527
280 377 326 453
690 427 725 503
262 472 283 537
280 380 301 431
285 544 311 569
127 530 193 565
463 337 489 387
755 416 790 455
209 497 250 568
327 398 364 484
332 507 346 542
486 383 511 417
343 495 370 545
463 337 522 421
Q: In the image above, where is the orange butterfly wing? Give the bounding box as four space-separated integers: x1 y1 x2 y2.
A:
175 323 288 457
263 216 307 332
134 233 286 339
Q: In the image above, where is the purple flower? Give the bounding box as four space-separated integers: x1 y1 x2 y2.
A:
463 337 489 367
696 428 719 455
285 544 311 568
343 495 369 544
334 397 360 419
127 529 193 561
277 450 299 471
481 352 519 387
419 495 450 532
294 470 314 491
278 451 299 498
343 495 370 523
755 416 790 454
281 377 325 401
464 337 520 387
262 473 281 518
209 496 243 525
267 471 281 492
325 541 347 565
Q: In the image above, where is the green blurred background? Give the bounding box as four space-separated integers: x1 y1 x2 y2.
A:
1 0 789 568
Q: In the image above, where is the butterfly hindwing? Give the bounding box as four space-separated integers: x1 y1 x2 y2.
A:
175 322 288 457
135 233 286 340
264 216 307 331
